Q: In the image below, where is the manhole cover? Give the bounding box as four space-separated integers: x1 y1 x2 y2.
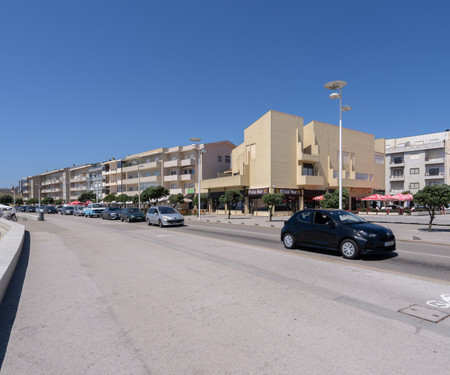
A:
398 304 450 323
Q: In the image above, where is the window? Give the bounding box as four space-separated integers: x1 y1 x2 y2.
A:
303 163 314 176
154 170 160 176
393 169 404 177
129 174 134 179
183 169 194 174
225 155 231 163
409 182 419 189
314 212 332 225
217 156 222 162
393 156 404 164
170 184 177 189
170 155 177 161
170 170 177 175
374 155 384 164
356 173 369 180
410 168 419 174
296 211 312 223
428 168 440 176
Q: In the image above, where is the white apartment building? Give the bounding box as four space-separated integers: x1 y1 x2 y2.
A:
102 141 235 198
385 130 450 195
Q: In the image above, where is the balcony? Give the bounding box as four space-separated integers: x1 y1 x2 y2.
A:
164 160 180 168
297 175 325 187
424 172 444 179
180 174 194 181
70 178 87 183
389 175 405 181
425 157 445 165
390 160 404 167
42 179 61 186
41 188 61 193
180 158 196 167
164 175 180 182
298 152 320 163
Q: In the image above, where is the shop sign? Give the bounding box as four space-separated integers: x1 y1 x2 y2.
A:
275 188 302 196
247 188 269 196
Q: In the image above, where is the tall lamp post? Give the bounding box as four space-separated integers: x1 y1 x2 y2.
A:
324 80 352 210
189 138 206 220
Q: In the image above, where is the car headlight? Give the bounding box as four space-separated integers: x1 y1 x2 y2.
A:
359 230 377 238
163 216 171 220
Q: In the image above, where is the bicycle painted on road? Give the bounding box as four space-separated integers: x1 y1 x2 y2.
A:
427 294 450 308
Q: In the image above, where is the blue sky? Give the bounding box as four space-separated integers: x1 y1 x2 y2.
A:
1 0 449 188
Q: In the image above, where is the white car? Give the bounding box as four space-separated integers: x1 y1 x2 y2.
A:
146 206 184 227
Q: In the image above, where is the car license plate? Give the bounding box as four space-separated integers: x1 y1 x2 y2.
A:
385 240 395 247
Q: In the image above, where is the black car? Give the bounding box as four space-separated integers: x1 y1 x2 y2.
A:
44 206 58 214
60 206 75 215
120 207 145 222
102 207 121 220
27 206 36 213
281 209 396 259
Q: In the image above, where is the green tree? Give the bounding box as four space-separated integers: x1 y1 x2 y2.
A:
320 189 350 209
169 193 185 208
131 194 139 205
55 199 64 205
219 190 244 219
141 185 170 206
116 194 130 203
41 197 55 205
14 197 24 205
262 193 284 221
0 195 13 205
192 194 208 210
78 191 96 203
102 193 117 203
413 184 450 231
27 198 39 205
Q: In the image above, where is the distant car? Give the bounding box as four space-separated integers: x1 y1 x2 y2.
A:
102 207 121 220
146 206 184 227
281 209 396 260
73 206 86 216
18 206 28 212
27 206 36 213
120 207 145 222
60 206 75 215
43 206 58 214
84 203 105 218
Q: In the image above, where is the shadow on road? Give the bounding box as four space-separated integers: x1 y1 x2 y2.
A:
0 231 30 370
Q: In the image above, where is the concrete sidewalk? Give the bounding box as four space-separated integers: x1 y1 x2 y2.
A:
185 212 450 246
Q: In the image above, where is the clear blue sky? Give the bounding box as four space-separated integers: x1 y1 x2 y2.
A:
1 0 449 188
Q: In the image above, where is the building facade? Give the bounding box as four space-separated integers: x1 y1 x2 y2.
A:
202 110 385 214
102 141 235 198
385 131 450 195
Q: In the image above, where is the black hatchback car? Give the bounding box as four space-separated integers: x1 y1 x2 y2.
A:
102 207 121 220
120 207 145 222
281 209 396 259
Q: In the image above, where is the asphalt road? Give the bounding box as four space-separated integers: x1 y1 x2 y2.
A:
1 215 450 374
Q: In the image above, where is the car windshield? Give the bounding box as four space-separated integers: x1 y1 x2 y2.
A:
109 207 120 211
92 204 104 208
330 211 366 224
159 207 177 214
127 208 139 213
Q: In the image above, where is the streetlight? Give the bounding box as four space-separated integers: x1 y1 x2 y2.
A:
324 80 352 210
189 138 206 220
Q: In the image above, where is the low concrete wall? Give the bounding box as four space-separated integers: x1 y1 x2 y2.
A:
0 218 25 303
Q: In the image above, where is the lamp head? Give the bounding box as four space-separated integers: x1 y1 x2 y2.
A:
189 137 201 142
341 105 352 112
324 80 347 90
329 92 341 100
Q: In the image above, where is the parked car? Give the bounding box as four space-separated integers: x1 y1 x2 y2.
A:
280 209 396 259
43 206 58 214
18 206 28 212
102 207 121 220
73 206 86 216
84 203 105 218
60 206 75 215
146 206 184 227
120 207 145 222
26 206 36 213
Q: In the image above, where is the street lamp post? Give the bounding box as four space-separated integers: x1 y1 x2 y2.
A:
189 138 203 220
324 80 352 210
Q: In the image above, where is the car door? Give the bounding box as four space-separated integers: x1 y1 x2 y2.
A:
292 210 314 246
149 208 157 224
311 212 338 249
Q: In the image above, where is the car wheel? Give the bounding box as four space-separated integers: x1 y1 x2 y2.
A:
147 218 151 226
121 217 124 222
340 239 359 260
127 217 130 223
158 219 163 228
282 233 296 249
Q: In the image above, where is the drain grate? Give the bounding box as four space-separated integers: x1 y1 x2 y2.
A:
398 304 450 323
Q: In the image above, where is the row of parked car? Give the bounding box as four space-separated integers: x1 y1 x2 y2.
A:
60 204 185 227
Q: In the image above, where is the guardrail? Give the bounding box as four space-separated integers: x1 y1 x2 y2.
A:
0 218 25 303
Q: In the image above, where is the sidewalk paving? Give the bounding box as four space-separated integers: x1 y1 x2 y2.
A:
185 212 450 246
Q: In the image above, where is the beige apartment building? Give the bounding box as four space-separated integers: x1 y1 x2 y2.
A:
102 141 235 198
201 110 385 214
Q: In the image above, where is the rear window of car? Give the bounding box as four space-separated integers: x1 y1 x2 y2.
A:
295 211 312 223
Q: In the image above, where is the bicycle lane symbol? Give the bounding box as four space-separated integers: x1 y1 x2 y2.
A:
427 294 450 308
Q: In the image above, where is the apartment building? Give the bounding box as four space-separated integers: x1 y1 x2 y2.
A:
102 141 235 198
385 130 450 195
202 110 385 214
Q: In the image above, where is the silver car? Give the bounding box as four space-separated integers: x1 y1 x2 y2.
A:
146 206 184 227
